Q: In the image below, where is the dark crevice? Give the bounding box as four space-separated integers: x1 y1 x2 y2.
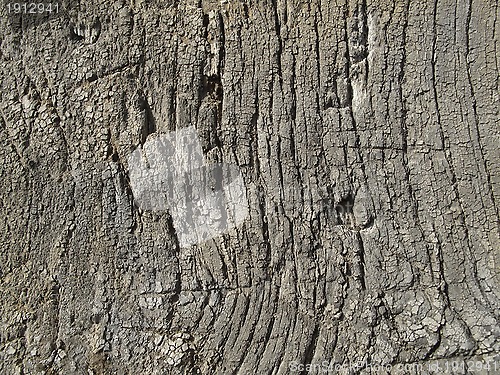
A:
355 231 366 289
271 0 284 87
300 324 320 375
218 12 226 77
202 14 209 39
69 26 85 41
200 74 223 101
335 194 354 226
200 74 223 151
257 183 272 273
138 96 156 145
349 0 369 64
86 73 98 83
242 3 249 20
69 17 101 43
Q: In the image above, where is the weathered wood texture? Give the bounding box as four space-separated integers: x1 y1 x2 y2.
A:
0 0 499 374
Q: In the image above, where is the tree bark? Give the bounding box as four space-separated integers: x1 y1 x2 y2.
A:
0 0 499 374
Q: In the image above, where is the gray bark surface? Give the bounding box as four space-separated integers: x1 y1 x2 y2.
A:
0 0 499 374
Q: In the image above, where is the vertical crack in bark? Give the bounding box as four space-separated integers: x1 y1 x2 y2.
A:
464 0 499 220
138 95 156 146
271 0 284 87
300 324 320 375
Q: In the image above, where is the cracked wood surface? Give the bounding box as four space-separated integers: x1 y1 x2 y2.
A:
0 0 499 374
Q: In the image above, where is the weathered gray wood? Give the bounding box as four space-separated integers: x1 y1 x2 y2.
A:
0 0 498 374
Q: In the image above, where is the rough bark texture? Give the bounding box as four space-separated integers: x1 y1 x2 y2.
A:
0 0 499 374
